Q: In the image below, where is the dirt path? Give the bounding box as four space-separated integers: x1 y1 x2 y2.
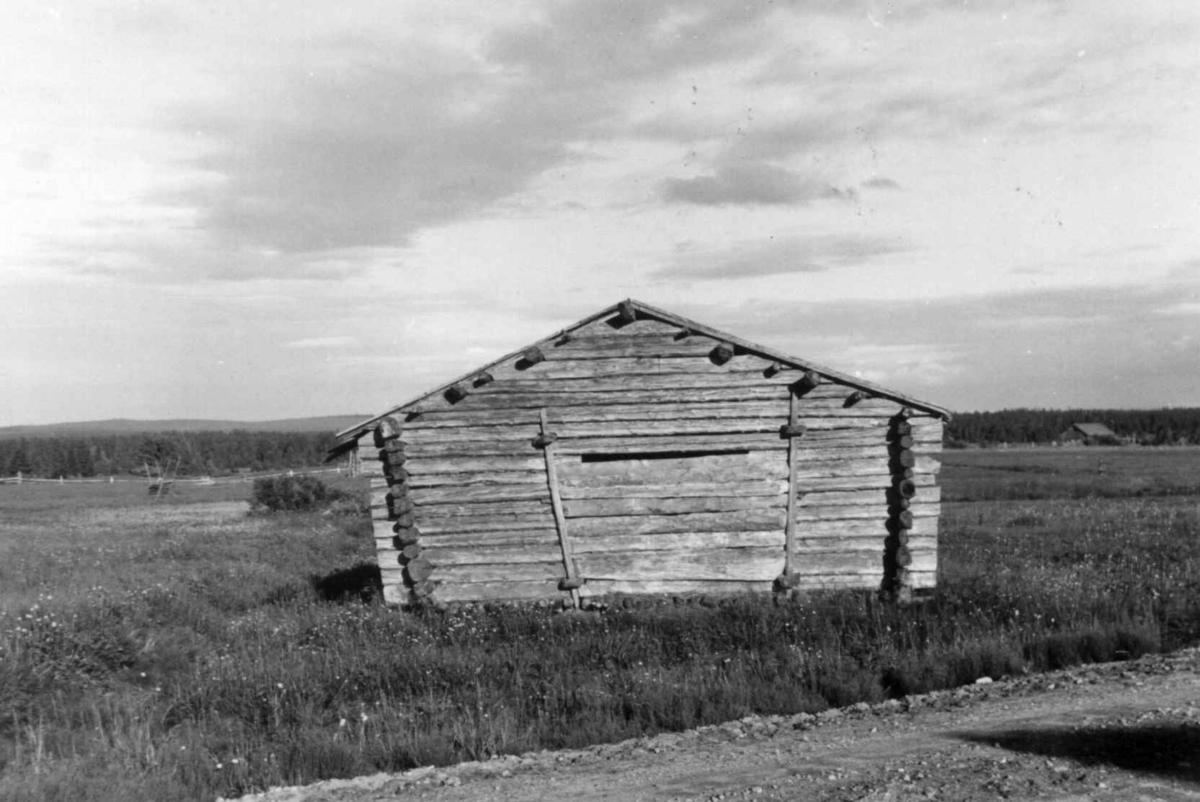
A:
232 648 1200 802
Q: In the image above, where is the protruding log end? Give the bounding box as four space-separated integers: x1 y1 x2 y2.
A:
794 371 822 395
373 416 402 447
779 423 807 439
890 434 914 449
899 407 914 419
410 579 437 599
774 573 803 591
400 543 422 562
558 577 585 591
386 491 413 514
675 327 693 340
893 420 913 436
710 342 735 365
384 465 409 486
895 546 913 568
404 557 434 584
520 346 545 366
392 528 421 548
894 449 916 468
896 510 914 530
444 384 469 404
764 362 783 378
531 432 559 449
473 372 494 387
896 478 917 498
617 300 637 325
390 510 416 528
843 390 868 408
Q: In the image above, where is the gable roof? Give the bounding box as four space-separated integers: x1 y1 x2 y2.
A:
332 298 951 450
1071 422 1117 438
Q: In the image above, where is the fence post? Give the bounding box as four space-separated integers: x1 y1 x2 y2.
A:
16 471 21 485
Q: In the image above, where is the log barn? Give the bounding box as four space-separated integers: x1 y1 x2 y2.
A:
331 299 951 607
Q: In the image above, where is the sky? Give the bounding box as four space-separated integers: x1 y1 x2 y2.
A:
2 0 1198 426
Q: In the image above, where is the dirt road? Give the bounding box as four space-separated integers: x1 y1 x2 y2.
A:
232 648 1200 802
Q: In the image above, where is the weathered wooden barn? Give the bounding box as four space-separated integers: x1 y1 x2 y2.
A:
331 300 950 607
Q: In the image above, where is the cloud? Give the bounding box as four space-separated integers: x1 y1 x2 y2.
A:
652 234 911 281
661 162 853 206
720 279 1200 411
862 177 901 190
285 336 358 349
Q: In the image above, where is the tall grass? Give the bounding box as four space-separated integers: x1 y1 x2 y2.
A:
2 457 1199 800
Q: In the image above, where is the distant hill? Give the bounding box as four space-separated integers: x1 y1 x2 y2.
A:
0 415 370 440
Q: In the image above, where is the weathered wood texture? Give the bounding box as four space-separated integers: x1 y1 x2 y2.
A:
365 315 943 604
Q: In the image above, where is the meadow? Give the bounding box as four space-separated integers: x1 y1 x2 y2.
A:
2 449 1199 801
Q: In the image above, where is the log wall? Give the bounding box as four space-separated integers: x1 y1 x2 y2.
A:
359 311 944 605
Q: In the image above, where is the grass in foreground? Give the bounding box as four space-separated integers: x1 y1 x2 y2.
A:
1 456 1199 800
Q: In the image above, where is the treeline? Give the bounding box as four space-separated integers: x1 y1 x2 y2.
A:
0 431 339 479
946 408 1200 447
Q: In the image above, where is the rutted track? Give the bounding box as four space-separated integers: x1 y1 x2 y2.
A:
230 648 1200 802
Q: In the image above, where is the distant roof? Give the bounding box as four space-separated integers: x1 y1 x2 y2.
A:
334 298 952 447
1072 422 1117 437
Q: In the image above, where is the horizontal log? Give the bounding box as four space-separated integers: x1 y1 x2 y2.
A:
404 455 546 475
558 480 788 499
517 355 795 380
569 510 786 537
791 456 941 481
409 387 789 412
798 487 942 506
406 472 548 490
571 531 785 554
418 514 559 534
401 402 940 428
545 335 734 359
795 503 939 523
419 544 565 566
790 549 936 575
433 580 565 603
578 580 775 598
463 368 898 395
409 528 561 548
576 550 784 582
794 535 937 552
562 495 786 518
396 430 943 459
795 519 933 538
557 450 786 484
409 483 550 505
414 500 551 519
554 433 790 454
434 561 566 583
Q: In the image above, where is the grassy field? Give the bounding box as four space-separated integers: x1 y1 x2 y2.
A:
2 450 1199 801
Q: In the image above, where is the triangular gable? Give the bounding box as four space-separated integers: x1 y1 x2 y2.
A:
331 298 951 452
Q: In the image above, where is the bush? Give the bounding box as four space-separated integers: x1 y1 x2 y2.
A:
250 475 350 513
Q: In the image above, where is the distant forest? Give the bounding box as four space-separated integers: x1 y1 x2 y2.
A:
3 407 1199 477
945 408 1200 447
0 431 339 479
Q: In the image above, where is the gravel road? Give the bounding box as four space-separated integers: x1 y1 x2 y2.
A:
230 647 1200 802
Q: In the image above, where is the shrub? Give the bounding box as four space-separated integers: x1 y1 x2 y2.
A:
250 475 350 514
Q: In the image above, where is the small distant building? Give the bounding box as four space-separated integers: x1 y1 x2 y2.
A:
1060 423 1119 446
